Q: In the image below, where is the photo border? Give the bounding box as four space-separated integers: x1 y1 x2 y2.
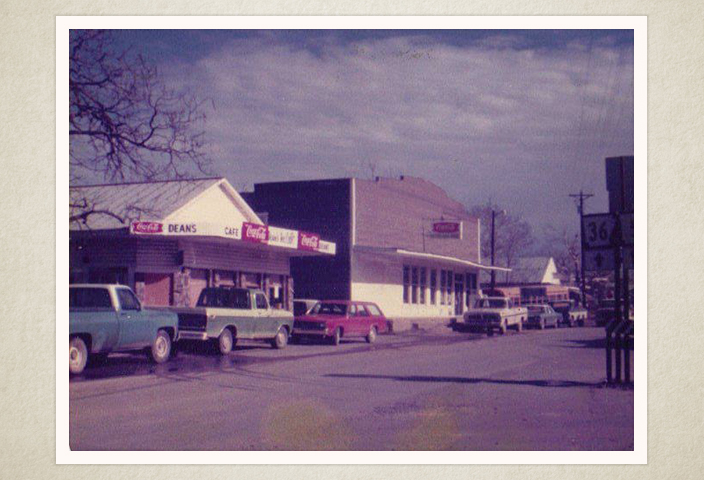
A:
57 15 647 464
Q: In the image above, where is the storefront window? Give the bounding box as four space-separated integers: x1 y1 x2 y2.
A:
403 266 410 304
465 272 477 307
430 269 437 305
419 267 427 304
440 270 446 305
445 270 453 306
411 267 419 304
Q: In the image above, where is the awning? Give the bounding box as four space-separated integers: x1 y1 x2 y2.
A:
354 245 511 272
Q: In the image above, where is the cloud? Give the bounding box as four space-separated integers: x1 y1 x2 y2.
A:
158 31 634 235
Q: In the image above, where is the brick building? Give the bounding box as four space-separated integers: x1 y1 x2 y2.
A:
243 176 506 320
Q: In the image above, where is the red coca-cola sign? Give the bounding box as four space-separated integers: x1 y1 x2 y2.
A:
132 221 163 234
432 221 461 234
242 222 269 243
298 231 320 251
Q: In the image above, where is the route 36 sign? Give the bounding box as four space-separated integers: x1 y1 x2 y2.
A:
582 213 618 249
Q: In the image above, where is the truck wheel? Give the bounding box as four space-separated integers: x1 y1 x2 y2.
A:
366 326 378 344
487 327 494 337
69 337 88 375
539 319 545 330
500 323 507 335
271 327 289 350
150 330 171 364
217 328 234 355
330 327 342 346
516 320 523 333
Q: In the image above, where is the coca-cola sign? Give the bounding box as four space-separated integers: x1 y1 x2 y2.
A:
432 222 460 234
242 222 269 243
131 221 163 234
298 231 320 251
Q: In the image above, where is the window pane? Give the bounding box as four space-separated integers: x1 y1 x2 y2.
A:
367 304 382 316
117 289 140 311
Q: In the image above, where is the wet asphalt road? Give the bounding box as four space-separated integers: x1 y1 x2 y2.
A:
69 325 634 451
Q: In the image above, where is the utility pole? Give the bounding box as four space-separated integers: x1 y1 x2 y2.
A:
490 209 497 292
570 191 594 308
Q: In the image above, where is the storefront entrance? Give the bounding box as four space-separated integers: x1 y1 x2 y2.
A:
454 274 464 315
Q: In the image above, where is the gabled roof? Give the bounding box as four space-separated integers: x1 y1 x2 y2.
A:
70 178 261 230
506 257 559 285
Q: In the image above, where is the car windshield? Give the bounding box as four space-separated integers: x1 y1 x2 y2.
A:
312 303 348 316
475 298 507 309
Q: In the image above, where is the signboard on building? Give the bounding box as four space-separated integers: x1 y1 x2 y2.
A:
268 226 298 249
298 231 320 251
242 222 269 244
429 221 462 239
583 249 615 272
130 220 335 255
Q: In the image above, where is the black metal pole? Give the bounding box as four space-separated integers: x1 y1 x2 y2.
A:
579 192 587 308
490 210 496 292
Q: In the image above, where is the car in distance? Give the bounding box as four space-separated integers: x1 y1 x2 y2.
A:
551 300 588 327
460 297 527 336
69 284 179 375
293 298 319 317
524 304 562 330
169 287 294 354
595 299 616 327
292 300 388 345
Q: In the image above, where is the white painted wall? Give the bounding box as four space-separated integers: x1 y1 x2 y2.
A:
350 251 478 319
166 183 250 225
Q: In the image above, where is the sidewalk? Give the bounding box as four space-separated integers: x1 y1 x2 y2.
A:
387 316 456 334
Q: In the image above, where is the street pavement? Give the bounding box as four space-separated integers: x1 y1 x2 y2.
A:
69 325 634 451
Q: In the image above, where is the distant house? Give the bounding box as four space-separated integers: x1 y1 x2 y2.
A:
480 256 570 305
505 257 561 286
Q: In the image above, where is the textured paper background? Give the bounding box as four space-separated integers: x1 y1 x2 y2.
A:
0 0 699 477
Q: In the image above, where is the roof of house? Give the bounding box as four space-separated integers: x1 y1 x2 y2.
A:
70 177 260 230
505 257 556 285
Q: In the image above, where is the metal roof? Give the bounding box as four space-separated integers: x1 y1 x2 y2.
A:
70 178 223 230
506 257 554 284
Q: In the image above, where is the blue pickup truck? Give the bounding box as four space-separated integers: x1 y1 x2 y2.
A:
69 284 179 374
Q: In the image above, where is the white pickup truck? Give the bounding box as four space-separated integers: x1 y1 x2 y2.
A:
460 297 528 336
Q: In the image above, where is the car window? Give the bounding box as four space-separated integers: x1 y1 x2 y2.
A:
231 289 251 309
116 289 140 311
69 288 112 308
348 304 357 316
293 301 309 316
313 303 347 316
366 304 383 316
356 305 370 317
255 293 269 310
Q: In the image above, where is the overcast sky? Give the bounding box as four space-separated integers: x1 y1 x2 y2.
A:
110 29 634 240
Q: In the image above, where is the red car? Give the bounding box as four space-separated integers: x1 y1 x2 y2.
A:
292 300 388 346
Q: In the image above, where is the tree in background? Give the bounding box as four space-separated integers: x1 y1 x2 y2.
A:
69 30 210 226
469 202 535 282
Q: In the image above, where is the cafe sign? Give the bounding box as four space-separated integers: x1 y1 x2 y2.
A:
131 220 334 255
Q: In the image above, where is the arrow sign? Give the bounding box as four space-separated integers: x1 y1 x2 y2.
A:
584 249 615 272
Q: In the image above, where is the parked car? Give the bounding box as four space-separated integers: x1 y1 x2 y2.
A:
292 300 388 345
551 300 588 327
524 304 562 330
69 284 179 375
459 297 528 336
293 298 319 317
169 287 294 354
